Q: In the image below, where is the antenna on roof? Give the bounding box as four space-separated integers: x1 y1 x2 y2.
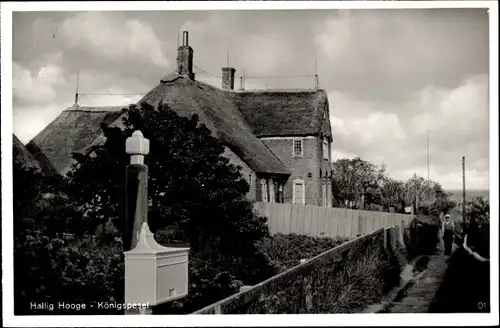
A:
75 69 80 105
314 56 319 89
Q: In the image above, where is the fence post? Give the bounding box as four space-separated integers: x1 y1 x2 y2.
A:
239 285 253 293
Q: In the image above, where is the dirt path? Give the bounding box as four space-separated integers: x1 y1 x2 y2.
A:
364 240 458 313
383 240 457 313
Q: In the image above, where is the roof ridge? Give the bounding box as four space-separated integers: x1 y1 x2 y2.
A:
64 105 126 113
236 89 325 94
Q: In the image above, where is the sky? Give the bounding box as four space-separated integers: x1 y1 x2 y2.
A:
11 9 491 190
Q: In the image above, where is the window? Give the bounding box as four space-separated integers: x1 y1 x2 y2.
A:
293 180 305 205
293 139 303 157
323 138 329 160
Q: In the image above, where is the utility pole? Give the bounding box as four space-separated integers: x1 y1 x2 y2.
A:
462 156 466 220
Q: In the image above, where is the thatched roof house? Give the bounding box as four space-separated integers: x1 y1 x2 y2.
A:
26 107 124 175
27 31 333 206
13 134 57 176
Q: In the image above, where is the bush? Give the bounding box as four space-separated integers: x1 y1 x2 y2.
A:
15 229 124 315
256 234 349 272
236 233 405 314
405 215 440 257
429 246 490 313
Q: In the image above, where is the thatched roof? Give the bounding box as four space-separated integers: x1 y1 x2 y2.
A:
232 90 329 137
139 73 290 175
29 72 330 177
13 134 57 176
27 106 123 175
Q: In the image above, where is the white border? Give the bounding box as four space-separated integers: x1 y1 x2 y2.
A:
2 1 498 327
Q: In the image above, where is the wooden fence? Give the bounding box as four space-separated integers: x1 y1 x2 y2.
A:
254 202 414 239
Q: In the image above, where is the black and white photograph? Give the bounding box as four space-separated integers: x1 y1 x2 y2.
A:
1 1 498 327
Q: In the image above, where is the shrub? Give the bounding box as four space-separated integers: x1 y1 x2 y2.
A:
405 215 440 258
15 229 124 315
232 233 404 314
256 233 349 272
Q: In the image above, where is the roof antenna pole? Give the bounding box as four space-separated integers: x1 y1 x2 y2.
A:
314 56 319 89
239 76 243 91
75 69 80 105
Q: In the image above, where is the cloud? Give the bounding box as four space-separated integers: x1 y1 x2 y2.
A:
12 63 148 143
180 12 297 80
314 9 489 103
13 104 65 144
411 74 489 138
328 74 489 189
60 12 169 68
12 62 66 105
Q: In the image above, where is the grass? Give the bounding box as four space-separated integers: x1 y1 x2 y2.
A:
237 232 406 314
327 240 406 313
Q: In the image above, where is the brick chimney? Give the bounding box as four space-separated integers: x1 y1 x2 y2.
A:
221 67 236 90
177 31 195 80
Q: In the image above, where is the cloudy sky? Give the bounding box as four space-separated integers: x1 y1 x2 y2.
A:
12 8 490 190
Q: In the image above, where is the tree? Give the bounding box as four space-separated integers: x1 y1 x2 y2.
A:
331 157 386 209
462 196 489 226
403 175 456 216
13 155 124 315
65 103 278 312
379 178 406 212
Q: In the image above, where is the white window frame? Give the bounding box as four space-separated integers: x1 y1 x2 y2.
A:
292 179 306 205
323 138 329 160
293 138 303 157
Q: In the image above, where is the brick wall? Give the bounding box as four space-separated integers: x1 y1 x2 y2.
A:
261 137 324 206
222 147 257 201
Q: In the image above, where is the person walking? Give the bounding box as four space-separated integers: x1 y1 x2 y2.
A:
441 214 455 256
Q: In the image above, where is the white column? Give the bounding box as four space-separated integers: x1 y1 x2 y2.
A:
261 178 267 203
269 178 275 203
327 180 332 207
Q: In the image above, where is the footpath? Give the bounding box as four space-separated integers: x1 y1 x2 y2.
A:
363 240 457 313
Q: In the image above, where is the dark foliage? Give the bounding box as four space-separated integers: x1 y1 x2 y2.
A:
13 158 124 315
429 247 490 313
62 103 276 313
196 230 405 314
256 233 349 273
406 215 440 258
